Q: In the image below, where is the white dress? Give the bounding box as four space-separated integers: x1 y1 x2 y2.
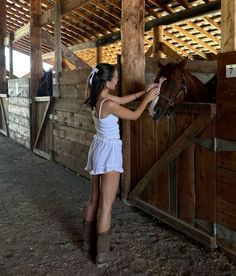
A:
85 99 123 175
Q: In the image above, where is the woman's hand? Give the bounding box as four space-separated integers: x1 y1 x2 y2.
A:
144 86 160 103
145 83 159 94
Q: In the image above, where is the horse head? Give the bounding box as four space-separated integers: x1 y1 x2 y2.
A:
151 59 187 121
150 59 216 121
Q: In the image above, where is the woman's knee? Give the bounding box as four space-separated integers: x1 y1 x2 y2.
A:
88 194 99 207
99 198 115 213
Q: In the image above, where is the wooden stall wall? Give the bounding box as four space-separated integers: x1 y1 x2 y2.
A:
7 78 31 149
52 69 93 178
130 58 217 247
0 94 9 136
217 52 236 255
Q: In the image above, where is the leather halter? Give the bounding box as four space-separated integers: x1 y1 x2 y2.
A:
158 71 187 110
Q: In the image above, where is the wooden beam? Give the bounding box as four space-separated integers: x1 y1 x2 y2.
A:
41 30 90 69
43 0 221 59
148 0 173 14
71 9 110 36
153 25 164 59
131 198 216 248
30 0 43 147
187 21 220 45
172 24 218 55
79 6 117 31
40 0 90 26
96 46 103 64
0 0 7 94
121 0 145 201
4 23 30 46
145 0 220 31
4 0 90 45
221 0 236 51
164 29 208 59
162 40 191 58
33 100 51 149
6 70 18 79
91 0 121 20
145 45 153 58
159 41 184 61
96 0 221 47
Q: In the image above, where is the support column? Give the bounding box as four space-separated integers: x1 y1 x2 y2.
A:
54 0 62 98
221 0 236 51
30 0 43 147
153 25 165 59
9 32 14 79
96 46 103 64
121 0 145 200
0 0 7 94
215 0 236 255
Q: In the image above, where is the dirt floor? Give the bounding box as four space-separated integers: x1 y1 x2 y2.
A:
0 134 236 276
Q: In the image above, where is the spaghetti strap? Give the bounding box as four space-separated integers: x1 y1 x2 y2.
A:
98 99 108 119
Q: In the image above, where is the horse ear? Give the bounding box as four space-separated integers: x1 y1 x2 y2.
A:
178 58 188 68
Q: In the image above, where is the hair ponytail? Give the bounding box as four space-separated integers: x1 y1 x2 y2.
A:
84 63 115 108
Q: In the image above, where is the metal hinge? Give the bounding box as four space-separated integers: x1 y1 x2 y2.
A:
215 223 236 243
193 137 236 152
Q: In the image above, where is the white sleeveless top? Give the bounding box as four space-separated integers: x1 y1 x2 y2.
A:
85 99 123 175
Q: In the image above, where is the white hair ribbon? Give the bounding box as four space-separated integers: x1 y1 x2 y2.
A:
88 67 99 85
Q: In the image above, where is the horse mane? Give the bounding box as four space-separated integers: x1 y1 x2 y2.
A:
182 70 214 103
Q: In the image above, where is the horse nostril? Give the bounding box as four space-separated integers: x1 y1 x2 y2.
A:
155 108 161 115
154 108 164 121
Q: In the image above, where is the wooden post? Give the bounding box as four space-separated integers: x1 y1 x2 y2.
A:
153 26 165 59
54 0 62 98
121 0 145 201
96 46 103 64
216 0 236 254
0 0 6 94
30 0 43 147
221 0 236 52
9 32 14 79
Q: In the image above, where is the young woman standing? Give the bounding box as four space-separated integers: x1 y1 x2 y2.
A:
83 63 159 267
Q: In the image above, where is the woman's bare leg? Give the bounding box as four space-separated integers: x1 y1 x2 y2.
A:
97 172 120 233
84 175 100 221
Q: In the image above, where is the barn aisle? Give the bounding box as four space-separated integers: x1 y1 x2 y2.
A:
0 134 235 276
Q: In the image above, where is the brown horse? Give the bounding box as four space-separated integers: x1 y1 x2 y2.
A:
150 60 216 121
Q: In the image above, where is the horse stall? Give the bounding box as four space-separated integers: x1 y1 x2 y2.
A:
129 58 218 249
6 78 31 149
2 58 235 256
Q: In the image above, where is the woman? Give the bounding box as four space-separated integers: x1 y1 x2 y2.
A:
83 63 159 267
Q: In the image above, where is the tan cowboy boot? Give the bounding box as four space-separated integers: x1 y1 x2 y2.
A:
82 220 97 255
96 229 117 268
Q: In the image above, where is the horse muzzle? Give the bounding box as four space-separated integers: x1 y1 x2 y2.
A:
153 106 166 121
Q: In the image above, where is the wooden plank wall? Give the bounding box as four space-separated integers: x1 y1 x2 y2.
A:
132 58 217 235
7 78 31 148
52 68 93 178
217 52 236 253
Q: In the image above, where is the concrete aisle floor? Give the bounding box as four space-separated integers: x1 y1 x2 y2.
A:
0 134 235 276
